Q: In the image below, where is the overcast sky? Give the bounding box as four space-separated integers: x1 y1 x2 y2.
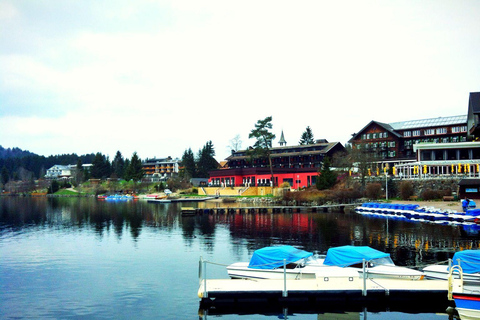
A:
1 0 479 161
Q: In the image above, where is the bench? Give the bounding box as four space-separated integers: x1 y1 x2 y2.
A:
409 196 418 200
443 196 455 201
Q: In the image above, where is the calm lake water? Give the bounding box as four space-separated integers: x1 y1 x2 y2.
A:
1 197 479 319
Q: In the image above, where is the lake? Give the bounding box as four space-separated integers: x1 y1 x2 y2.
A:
1 197 478 319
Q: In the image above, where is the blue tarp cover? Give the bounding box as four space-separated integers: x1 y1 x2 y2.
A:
323 246 390 267
450 250 480 274
248 245 313 269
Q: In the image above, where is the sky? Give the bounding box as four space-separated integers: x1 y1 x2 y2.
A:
1 0 479 162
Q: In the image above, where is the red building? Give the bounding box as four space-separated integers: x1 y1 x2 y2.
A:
208 140 344 188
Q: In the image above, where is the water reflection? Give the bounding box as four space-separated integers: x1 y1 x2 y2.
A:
1 197 480 268
0 197 472 319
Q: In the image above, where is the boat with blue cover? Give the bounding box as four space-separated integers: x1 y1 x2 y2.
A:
447 264 480 320
104 194 136 201
226 245 424 280
323 245 424 280
356 202 480 224
424 250 480 284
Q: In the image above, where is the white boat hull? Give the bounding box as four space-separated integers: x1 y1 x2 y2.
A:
227 261 424 280
423 264 480 284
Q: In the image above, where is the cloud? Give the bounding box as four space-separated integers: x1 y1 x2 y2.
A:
1 0 480 161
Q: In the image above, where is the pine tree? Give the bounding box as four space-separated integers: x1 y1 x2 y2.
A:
182 148 196 179
316 157 337 190
196 141 218 178
249 116 276 186
299 126 315 145
112 151 125 178
124 152 144 181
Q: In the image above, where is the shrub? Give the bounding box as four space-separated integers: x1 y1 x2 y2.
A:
421 188 448 201
399 181 414 200
365 183 382 200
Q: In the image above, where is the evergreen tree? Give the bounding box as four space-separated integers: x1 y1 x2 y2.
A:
1 166 9 185
196 141 218 178
124 152 144 181
182 148 196 179
90 153 111 179
74 159 84 185
316 157 337 190
111 151 125 179
248 116 276 186
299 126 315 145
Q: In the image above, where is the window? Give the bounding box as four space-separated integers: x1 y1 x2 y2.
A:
425 129 435 135
372 133 377 139
461 126 467 132
403 131 411 137
388 141 396 148
362 134 366 140
452 127 460 133
436 128 447 134
413 130 421 136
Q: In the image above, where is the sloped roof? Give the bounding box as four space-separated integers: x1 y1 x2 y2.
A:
349 120 402 142
389 115 466 130
349 115 467 143
226 142 343 161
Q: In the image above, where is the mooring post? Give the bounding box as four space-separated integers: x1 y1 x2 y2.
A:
283 259 288 297
362 259 367 296
201 257 208 298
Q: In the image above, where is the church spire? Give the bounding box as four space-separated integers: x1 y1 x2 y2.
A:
279 130 286 146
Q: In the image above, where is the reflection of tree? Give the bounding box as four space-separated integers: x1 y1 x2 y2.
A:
3 198 480 269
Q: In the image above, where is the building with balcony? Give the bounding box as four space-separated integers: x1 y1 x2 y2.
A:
142 157 181 182
349 115 468 165
208 140 344 188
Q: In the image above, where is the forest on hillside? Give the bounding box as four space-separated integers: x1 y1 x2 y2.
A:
0 145 96 181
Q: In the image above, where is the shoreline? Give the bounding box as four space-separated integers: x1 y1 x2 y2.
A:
386 200 463 213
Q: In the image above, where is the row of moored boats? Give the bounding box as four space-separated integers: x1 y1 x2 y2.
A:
355 202 480 225
226 245 480 318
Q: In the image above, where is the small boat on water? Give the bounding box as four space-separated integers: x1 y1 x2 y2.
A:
448 265 480 320
226 245 343 280
226 245 424 280
104 194 136 201
356 202 480 225
323 246 425 280
423 250 480 284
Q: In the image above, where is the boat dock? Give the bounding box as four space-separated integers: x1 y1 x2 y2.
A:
185 203 358 215
198 276 451 310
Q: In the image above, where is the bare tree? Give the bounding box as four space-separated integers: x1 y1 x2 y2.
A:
228 134 242 153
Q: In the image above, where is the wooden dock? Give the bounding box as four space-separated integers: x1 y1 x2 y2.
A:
186 203 359 215
198 276 452 310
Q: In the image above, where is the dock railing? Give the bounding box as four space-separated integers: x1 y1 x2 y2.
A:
199 256 373 300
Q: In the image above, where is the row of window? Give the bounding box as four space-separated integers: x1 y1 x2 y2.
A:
405 136 468 145
361 132 388 140
357 141 396 149
403 126 467 137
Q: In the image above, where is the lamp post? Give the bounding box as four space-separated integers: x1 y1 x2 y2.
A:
385 172 388 201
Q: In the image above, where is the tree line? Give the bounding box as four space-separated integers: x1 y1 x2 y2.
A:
0 147 144 186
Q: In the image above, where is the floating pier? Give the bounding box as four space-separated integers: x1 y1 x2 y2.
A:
185 203 359 215
198 276 450 310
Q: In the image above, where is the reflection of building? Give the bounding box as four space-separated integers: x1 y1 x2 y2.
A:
142 157 181 182
208 140 344 188
45 164 92 179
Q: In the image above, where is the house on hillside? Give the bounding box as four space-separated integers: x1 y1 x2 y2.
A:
142 157 181 182
45 164 92 179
